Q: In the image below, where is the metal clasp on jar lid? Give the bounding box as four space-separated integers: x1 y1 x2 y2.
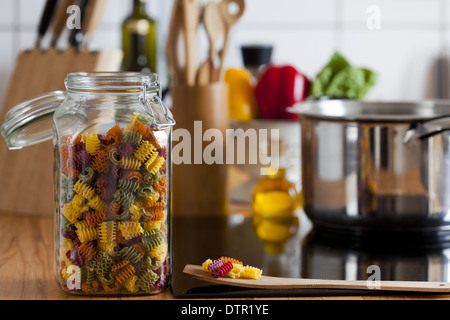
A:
140 80 176 130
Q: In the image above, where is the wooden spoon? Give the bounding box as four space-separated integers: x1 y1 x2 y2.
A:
167 0 184 85
216 0 245 81
197 59 212 85
182 0 201 86
201 1 227 83
183 264 450 293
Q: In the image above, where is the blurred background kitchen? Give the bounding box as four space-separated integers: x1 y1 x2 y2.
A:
0 0 449 109
1 0 450 290
0 0 448 211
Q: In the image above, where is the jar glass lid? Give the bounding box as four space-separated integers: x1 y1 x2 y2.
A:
1 72 174 150
1 91 66 150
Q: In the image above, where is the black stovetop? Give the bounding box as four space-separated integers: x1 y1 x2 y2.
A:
171 211 450 298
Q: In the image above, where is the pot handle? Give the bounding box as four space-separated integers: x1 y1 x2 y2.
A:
403 115 450 143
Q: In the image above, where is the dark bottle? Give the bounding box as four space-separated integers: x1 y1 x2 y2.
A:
121 0 157 73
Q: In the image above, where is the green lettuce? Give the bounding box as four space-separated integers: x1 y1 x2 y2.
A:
310 52 377 100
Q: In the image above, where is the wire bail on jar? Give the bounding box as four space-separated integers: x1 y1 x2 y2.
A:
140 80 176 130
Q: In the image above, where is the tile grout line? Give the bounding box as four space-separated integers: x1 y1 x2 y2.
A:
334 0 344 51
11 0 21 62
440 0 448 51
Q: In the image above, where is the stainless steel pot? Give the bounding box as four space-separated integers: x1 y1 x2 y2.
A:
290 100 450 233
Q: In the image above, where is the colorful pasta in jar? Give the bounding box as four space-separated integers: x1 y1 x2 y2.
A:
1 72 175 296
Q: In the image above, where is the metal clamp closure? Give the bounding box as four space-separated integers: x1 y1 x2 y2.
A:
140 80 176 130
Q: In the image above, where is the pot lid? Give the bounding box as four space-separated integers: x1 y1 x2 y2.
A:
1 91 66 150
289 99 450 122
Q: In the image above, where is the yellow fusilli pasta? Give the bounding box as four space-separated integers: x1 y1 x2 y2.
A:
241 266 263 280
73 180 96 200
134 140 157 162
118 221 144 240
122 157 142 170
146 156 165 175
148 243 168 262
84 132 101 156
75 221 98 242
97 221 117 243
227 264 244 279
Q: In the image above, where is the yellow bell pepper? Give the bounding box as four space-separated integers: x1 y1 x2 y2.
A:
225 68 259 122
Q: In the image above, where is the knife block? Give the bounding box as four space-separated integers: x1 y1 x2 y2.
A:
0 48 123 216
171 83 230 217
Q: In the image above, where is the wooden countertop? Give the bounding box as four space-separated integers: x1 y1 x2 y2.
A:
1 211 449 300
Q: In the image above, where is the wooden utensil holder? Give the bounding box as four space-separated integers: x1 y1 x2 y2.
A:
171 83 230 217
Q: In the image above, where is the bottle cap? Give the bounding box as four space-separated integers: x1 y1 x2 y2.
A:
241 45 273 68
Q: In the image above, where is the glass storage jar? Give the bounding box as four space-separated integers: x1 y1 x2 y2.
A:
1 72 175 295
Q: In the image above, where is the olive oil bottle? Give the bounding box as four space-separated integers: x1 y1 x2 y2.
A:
252 168 301 254
121 0 157 72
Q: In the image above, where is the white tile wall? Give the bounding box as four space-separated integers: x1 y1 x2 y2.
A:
0 0 14 26
243 0 337 23
341 29 441 100
342 0 442 24
1 0 449 111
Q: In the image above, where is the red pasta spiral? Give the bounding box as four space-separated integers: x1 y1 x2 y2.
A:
208 258 225 272
106 200 121 220
158 146 167 159
69 150 92 172
66 247 84 266
119 143 134 157
210 261 233 278
110 164 122 179
100 184 116 201
72 141 87 154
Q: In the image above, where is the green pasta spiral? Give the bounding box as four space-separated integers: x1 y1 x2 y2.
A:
114 189 136 208
123 131 142 146
78 167 95 185
109 148 122 165
118 247 144 264
118 178 140 193
137 269 159 292
142 229 165 251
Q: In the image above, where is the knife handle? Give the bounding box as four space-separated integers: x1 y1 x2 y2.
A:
35 0 59 48
50 0 75 48
81 0 108 49
68 0 90 49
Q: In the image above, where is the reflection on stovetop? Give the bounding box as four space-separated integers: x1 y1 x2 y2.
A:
302 227 450 282
171 211 450 297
